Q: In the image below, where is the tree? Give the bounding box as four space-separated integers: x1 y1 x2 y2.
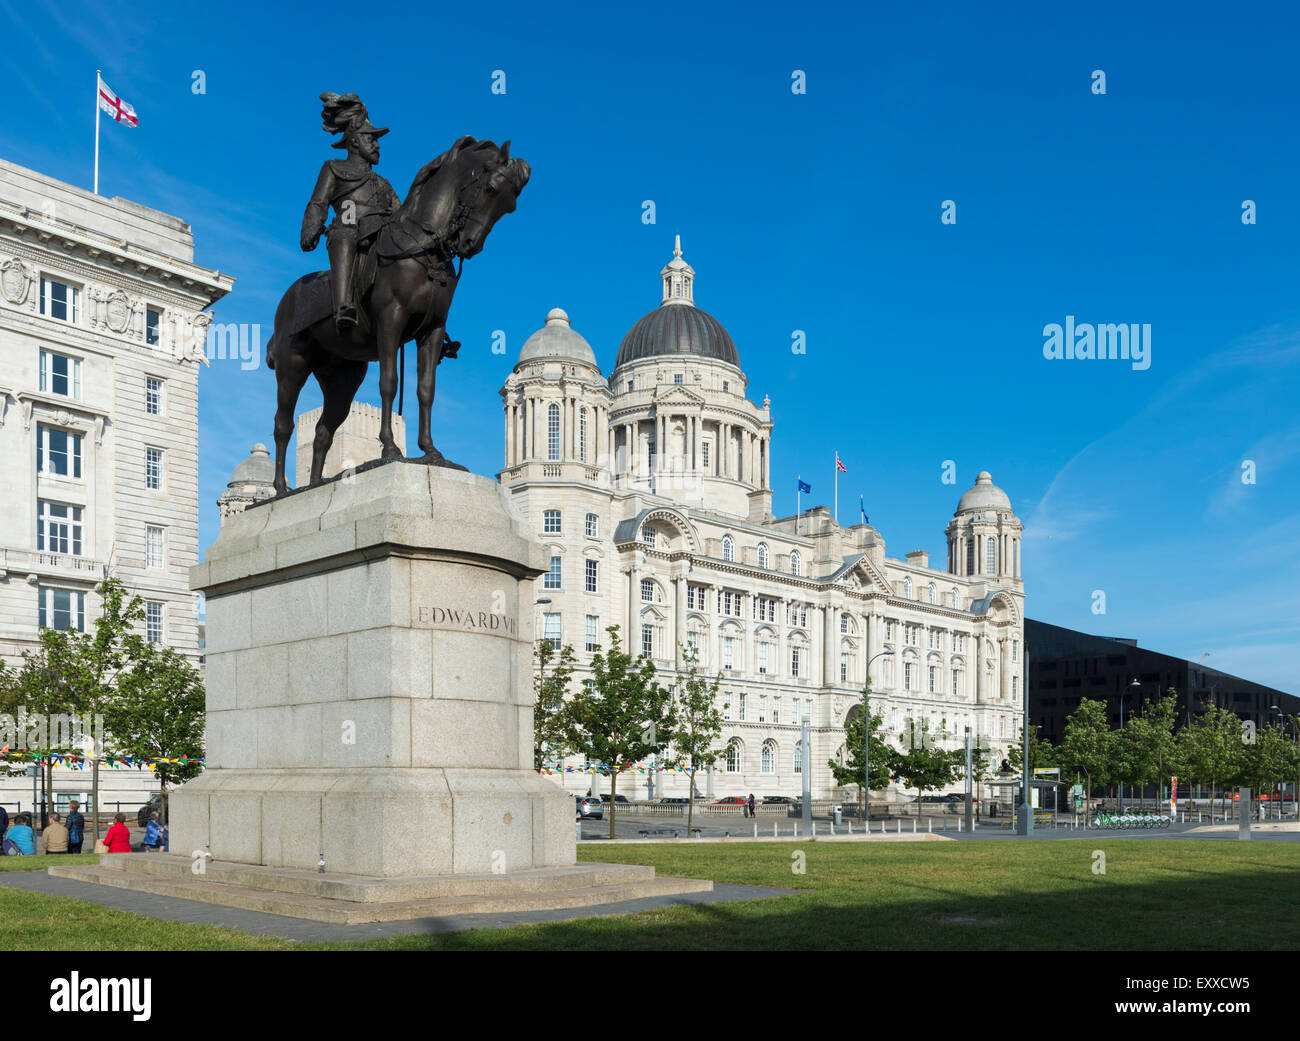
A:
1123 695 1179 811
667 643 724 837
892 716 961 815
827 680 893 818
1059 699 1113 815
565 626 676 839
1238 723 1292 821
532 639 576 770
1184 704 1246 819
101 644 204 820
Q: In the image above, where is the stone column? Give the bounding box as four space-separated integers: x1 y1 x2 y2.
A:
976 637 986 705
675 575 687 668
1000 637 1010 700
823 605 836 687
627 565 639 641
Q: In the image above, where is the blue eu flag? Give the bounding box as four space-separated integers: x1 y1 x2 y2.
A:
797 479 811 494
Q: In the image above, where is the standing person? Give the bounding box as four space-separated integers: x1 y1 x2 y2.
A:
748 793 756 819
143 812 163 852
0 803 9 844
42 813 69 854
103 813 132 853
65 801 84 854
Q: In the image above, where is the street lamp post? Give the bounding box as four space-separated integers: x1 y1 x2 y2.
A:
1015 650 1034 836
862 650 895 822
1122 679 1140 814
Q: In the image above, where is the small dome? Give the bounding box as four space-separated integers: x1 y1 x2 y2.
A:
517 308 599 368
229 444 274 488
956 471 1011 513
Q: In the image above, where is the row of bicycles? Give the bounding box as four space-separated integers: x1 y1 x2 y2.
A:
1092 809 1173 829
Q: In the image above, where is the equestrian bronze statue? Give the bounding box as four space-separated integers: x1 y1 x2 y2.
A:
267 92 531 494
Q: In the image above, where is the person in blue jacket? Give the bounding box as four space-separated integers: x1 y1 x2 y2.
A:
5 813 35 855
143 812 164 852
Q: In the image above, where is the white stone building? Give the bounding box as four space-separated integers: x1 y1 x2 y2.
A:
501 239 1026 800
0 158 233 666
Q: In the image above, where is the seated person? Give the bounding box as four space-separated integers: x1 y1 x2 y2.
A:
6 814 36 855
42 813 69 854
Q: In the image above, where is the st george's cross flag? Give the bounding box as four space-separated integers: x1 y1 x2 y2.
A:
97 76 138 127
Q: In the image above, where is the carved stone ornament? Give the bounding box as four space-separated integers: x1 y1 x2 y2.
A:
105 289 133 334
1 257 31 304
833 695 846 718
185 312 212 362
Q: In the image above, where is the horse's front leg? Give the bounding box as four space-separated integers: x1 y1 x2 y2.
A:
375 314 405 460
416 324 444 455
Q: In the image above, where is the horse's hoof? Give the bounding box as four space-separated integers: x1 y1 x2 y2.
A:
273 479 289 496
380 444 404 461
422 450 468 472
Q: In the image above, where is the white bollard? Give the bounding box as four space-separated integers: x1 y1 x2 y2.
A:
880 821 886 835
812 822 817 837
754 824 758 838
912 819 917 833
928 819 932 833
774 823 778 837
897 820 902 834
794 823 799 836
830 822 835 836
848 822 853 835
957 819 962 833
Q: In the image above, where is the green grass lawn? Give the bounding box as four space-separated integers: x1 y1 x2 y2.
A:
0 841 1296 950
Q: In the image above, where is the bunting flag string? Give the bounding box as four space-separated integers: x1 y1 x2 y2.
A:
537 764 696 776
0 750 203 770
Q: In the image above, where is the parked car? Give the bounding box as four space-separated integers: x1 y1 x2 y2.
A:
586 792 629 803
659 797 690 804
136 793 165 828
714 796 747 805
762 796 798 805
576 797 603 820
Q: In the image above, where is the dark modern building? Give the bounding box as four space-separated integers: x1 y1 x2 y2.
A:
1026 619 1299 744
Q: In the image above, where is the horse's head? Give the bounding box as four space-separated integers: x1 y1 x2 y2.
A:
404 138 530 262
452 139 530 260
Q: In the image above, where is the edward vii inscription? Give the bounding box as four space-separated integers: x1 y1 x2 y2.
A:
414 604 517 638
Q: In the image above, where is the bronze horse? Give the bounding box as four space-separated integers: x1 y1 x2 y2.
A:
266 136 530 494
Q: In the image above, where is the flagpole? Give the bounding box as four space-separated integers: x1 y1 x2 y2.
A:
797 476 801 536
93 69 101 195
834 454 838 526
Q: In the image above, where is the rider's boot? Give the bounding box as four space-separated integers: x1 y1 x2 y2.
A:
328 233 359 333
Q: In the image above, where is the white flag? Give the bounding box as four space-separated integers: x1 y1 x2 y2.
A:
97 76 139 128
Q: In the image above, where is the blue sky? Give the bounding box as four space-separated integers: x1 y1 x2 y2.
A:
3 0 1297 691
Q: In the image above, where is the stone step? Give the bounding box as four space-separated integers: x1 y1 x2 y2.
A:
84 853 656 902
47 862 713 925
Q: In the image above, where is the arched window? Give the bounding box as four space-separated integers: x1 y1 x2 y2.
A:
726 739 742 774
793 740 803 774
903 577 912 599
928 583 937 605
757 542 769 568
950 587 959 608
790 550 801 576
761 740 776 774
547 403 560 461
722 534 735 562
579 408 588 462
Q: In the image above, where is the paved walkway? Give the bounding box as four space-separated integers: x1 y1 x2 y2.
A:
0 869 799 945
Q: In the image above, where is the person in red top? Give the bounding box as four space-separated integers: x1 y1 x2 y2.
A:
103 813 132 853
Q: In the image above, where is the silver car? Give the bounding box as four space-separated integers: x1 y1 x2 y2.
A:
576 796 603 820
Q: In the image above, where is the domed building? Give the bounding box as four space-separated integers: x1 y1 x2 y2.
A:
501 239 1025 801
217 444 276 524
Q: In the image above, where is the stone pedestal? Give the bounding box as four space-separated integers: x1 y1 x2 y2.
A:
171 461 575 877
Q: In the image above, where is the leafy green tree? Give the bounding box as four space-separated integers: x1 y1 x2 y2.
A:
667 643 724 836
827 680 894 819
532 639 576 770
1059 699 1113 815
564 626 676 838
1238 723 1293 820
1184 704 1246 818
101 643 205 820
1123 695 1179 811
892 716 961 815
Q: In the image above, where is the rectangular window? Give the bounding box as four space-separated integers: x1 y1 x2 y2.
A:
1012 639 1019 663
584 559 597 593
145 447 163 490
952 670 960 698
701 441 710 468
543 612 561 650
929 666 938 693
904 662 913 690
146 525 164 568
146 307 162 346
840 652 848 684
38 587 85 632
145 376 163 416
37 500 83 555
145 601 164 644
641 578 654 602
886 620 894 640
688 584 705 610
773 696 781 725
39 351 81 398
40 278 80 323
723 691 731 720
673 373 683 384
738 693 747 722
758 695 766 723
585 614 598 652
791 646 801 678
36 425 82 478
641 623 654 659
723 636 735 670
542 509 561 534
543 556 562 589
585 513 598 538
757 641 769 674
